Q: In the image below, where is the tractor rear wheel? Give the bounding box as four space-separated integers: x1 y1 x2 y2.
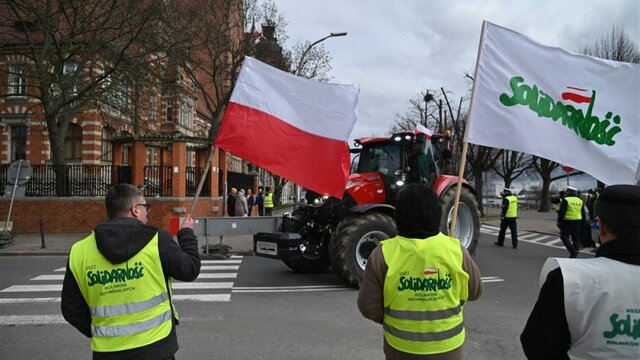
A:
330 212 397 288
439 187 480 255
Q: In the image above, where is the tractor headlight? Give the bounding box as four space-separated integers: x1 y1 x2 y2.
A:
313 195 329 206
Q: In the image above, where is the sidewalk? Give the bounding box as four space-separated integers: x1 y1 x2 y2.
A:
0 208 560 256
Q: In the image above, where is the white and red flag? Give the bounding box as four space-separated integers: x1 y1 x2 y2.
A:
415 122 433 138
215 57 359 198
465 21 640 185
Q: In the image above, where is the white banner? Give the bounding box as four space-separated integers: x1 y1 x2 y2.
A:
465 21 640 185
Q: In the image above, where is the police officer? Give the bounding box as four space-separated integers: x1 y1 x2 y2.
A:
557 186 586 258
357 184 483 359
495 187 518 249
264 186 274 216
521 184 640 359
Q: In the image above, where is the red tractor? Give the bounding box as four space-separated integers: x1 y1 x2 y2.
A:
253 131 480 287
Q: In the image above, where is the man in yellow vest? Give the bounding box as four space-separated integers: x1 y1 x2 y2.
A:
521 184 640 359
61 184 201 359
557 186 586 258
264 186 274 216
357 184 483 359
495 187 519 249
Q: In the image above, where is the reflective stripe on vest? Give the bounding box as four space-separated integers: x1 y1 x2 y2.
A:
381 233 469 355
563 196 583 220
505 195 518 218
264 193 274 208
69 232 173 352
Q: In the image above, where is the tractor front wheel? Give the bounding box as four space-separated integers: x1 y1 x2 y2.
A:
439 187 480 255
330 212 397 288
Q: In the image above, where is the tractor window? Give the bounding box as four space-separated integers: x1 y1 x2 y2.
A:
358 145 401 175
350 154 360 174
421 142 441 184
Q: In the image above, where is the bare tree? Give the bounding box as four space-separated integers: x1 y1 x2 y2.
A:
1 0 180 167
391 91 441 133
492 150 533 188
581 26 640 63
467 144 502 216
532 157 560 212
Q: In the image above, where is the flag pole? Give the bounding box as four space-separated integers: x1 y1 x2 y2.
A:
449 21 486 236
189 145 216 216
448 141 469 236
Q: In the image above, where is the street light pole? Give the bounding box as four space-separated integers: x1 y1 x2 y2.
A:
295 32 347 76
293 31 347 203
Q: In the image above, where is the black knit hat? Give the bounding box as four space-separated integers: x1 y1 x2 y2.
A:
594 185 640 228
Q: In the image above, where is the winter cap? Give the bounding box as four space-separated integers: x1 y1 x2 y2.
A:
502 188 515 193
594 185 640 229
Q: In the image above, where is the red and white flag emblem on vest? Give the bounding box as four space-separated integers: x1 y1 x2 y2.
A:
215 57 359 199
424 268 438 276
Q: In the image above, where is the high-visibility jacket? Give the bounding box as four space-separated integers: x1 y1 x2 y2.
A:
563 196 583 220
264 193 274 208
381 233 469 355
505 195 518 218
540 257 640 359
69 232 175 352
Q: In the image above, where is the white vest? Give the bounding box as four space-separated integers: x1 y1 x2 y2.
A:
540 257 640 360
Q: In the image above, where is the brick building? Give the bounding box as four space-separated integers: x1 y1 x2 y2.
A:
0 0 260 233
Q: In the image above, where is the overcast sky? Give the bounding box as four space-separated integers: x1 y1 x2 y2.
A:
275 0 640 141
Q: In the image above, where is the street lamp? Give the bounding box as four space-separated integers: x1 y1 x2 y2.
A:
295 32 347 76
293 31 347 202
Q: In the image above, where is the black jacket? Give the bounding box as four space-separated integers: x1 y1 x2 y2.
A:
520 238 640 359
61 217 201 360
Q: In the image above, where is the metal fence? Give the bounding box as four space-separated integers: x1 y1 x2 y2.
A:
143 166 172 197
1 163 211 198
0 164 132 197
186 166 210 197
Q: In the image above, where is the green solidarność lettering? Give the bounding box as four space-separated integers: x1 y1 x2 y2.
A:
498 76 622 146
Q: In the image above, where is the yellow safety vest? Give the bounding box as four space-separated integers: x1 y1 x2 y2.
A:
381 233 469 355
69 232 175 352
505 195 518 218
264 193 274 208
563 196 583 220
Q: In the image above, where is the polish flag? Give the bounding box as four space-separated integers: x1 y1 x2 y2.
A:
215 57 359 199
414 122 433 138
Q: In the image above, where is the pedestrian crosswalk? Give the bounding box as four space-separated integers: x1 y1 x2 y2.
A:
481 224 597 255
0 256 244 304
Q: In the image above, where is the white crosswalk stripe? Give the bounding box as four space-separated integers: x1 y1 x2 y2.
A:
481 225 597 254
0 257 244 307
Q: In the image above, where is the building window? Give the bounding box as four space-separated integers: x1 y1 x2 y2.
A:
65 123 82 161
10 124 27 161
165 97 173 122
122 145 130 165
149 94 157 121
8 64 27 97
63 61 81 95
179 98 194 128
101 127 113 162
146 147 156 166
102 74 129 110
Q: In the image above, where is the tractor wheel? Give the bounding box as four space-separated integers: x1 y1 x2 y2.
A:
330 212 398 288
281 256 330 273
439 187 480 255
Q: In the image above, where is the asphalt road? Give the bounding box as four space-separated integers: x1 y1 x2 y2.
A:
0 227 584 359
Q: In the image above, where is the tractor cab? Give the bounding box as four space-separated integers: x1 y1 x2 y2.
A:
349 131 447 204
